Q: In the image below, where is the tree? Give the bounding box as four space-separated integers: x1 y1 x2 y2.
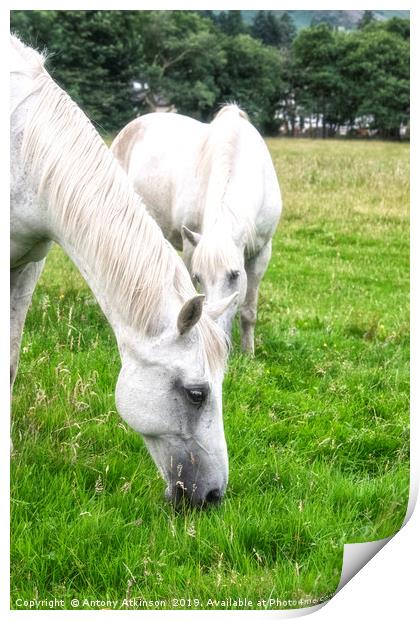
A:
216 11 247 36
357 10 376 29
309 12 339 29
292 24 342 136
195 10 217 22
383 16 410 40
11 10 58 46
251 11 296 48
339 24 409 136
10 10 410 138
278 13 297 48
132 11 226 121
252 11 279 46
216 33 285 132
11 10 144 133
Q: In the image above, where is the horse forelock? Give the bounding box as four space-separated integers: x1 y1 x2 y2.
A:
14 36 227 377
191 230 242 280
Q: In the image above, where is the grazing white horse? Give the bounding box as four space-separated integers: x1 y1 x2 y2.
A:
111 106 282 354
10 36 238 507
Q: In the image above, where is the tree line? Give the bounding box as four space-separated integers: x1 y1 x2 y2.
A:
10 10 409 138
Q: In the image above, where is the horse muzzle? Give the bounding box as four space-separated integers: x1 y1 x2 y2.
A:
164 456 227 508
165 480 225 508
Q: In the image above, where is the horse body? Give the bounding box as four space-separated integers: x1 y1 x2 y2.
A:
10 36 236 506
112 106 282 353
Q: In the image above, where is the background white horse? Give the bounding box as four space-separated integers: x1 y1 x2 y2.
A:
111 106 282 354
10 36 238 507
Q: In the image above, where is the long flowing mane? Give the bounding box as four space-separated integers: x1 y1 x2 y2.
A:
193 104 255 275
198 105 248 231
12 36 227 375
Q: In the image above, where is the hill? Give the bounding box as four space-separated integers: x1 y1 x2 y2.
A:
238 10 410 30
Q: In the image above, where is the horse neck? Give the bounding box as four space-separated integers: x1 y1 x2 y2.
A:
53 234 129 338
200 185 252 253
19 71 181 341
48 172 180 341
199 118 251 250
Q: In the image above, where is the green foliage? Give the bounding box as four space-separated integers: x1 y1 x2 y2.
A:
251 11 296 48
132 11 226 120
292 19 410 135
216 34 285 132
215 10 247 36
11 10 144 132
278 13 297 47
337 23 409 133
10 10 409 136
292 24 341 133
11 139 409 608
383 16 410 40
357 10 376 29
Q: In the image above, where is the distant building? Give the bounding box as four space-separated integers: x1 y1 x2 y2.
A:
399 122 409 138
130 80 177 114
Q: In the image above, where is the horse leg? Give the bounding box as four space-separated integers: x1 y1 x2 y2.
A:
240 241 272 355
10 260 46 388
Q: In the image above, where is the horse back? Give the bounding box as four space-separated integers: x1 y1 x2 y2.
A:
112 114 207 245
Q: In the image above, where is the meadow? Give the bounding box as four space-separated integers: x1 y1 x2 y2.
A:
11 138 409 610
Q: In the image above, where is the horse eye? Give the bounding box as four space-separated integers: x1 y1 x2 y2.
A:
193 273 201 285
184 387 206 406
229 270 240 282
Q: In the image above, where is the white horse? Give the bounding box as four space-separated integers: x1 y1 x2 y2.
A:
10 36 238 507
111 106 282 354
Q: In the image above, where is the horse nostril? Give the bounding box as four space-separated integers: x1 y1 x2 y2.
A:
205 488 222 504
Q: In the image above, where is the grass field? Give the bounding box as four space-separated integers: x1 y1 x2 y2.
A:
11 138 409 611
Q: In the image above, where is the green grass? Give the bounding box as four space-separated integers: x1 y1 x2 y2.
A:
11 138 409 610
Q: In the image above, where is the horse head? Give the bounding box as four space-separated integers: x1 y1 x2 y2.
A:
115 291 236 507
182 226 247 338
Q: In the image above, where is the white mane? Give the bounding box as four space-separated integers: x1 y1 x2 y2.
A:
194 104 255 274
191 227 243 277
12 36 227 376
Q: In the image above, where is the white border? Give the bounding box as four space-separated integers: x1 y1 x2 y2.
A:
3 1 416 618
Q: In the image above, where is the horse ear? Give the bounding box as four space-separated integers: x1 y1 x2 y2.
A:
181 225 201 248
177 294 205 335
205 292 239 321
